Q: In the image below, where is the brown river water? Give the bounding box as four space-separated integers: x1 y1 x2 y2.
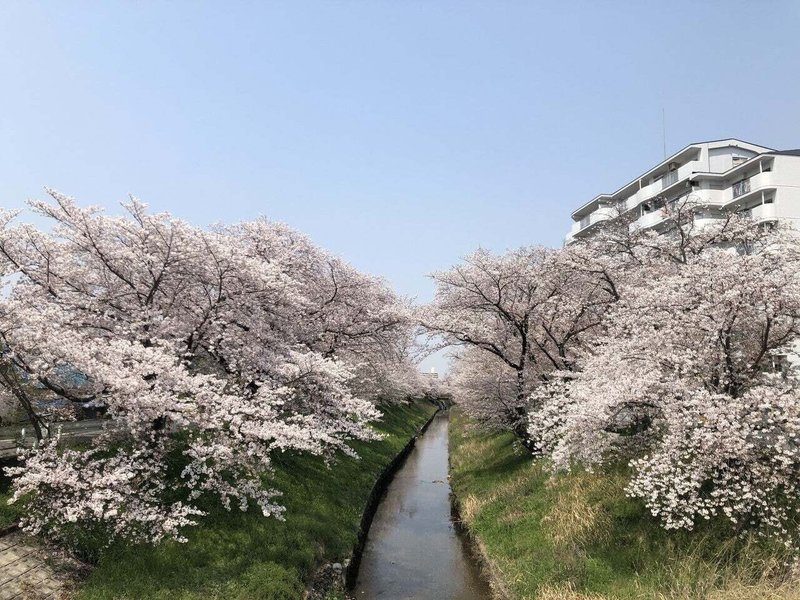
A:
352 411 490 600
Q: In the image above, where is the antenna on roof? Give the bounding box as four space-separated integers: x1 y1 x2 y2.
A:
662 108 667 160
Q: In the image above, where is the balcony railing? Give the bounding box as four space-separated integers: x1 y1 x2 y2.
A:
741 203 776 221
732 179 751 199
576 208 615 232
661 171 678 189
637 210 665 229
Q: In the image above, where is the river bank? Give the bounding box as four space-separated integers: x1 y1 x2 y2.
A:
448 409 800 600
64 400 437 600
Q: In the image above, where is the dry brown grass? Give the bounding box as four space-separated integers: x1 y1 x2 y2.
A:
533 583 610 599
459 466 534 524
705 582 800 600
534 581 800 600
534 577 800 600
644 544 800 600
498 507 530 525
449 410 800 600
459 493 485 523
450 436 497 470
540 471 615 548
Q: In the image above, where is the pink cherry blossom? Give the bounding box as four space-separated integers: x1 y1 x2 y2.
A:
1 191 422 543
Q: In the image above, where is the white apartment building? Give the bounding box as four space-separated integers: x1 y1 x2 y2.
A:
566 139 800 244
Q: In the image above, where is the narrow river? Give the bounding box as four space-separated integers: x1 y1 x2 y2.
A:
352 411 490 599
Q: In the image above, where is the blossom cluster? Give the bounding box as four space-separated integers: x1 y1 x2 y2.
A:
426 200 800 545
0 191 423 543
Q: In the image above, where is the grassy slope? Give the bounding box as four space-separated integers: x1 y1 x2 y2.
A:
449 409 799 600
72 400 436 600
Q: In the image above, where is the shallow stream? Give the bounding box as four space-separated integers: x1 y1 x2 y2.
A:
352 411 490 599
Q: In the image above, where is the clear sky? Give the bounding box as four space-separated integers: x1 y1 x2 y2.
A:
2 1 799 371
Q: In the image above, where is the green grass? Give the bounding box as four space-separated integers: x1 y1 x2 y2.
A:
70 400 436 600
448 409 799 600
0 458 22 529
0 492 20 530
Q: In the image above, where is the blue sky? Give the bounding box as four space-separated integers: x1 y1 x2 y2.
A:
2 1 799 371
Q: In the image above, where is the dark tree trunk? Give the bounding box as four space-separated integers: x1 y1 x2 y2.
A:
511 368 538 454
512 406 539 454
0 362 45 441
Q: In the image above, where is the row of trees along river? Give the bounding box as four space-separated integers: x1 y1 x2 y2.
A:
3 192 800 597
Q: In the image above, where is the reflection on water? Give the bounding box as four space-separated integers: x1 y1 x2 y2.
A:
353 412 490 600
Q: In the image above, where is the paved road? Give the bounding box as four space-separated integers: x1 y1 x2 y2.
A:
0 533 66 599
0 420 106 459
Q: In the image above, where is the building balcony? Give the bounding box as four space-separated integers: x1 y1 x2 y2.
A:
723 172 776 206
566 206 616 243
732 178 751 198
623 164 697 215
742 203 777 222
636 210 666 229
580 207 614 231
571 159 703 224
661 171 678 189
627 208 670 233
693 214 725 229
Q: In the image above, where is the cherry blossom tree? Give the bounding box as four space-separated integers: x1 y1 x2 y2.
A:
446 347 520 430
223 219 418 403
0 191 419 543
426 196 800 543
421 247 615 445
532 213 800 543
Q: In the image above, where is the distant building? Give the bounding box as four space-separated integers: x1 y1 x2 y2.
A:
566 138 800 244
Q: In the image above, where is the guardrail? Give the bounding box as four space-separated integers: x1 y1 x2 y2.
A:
0 419 107 459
